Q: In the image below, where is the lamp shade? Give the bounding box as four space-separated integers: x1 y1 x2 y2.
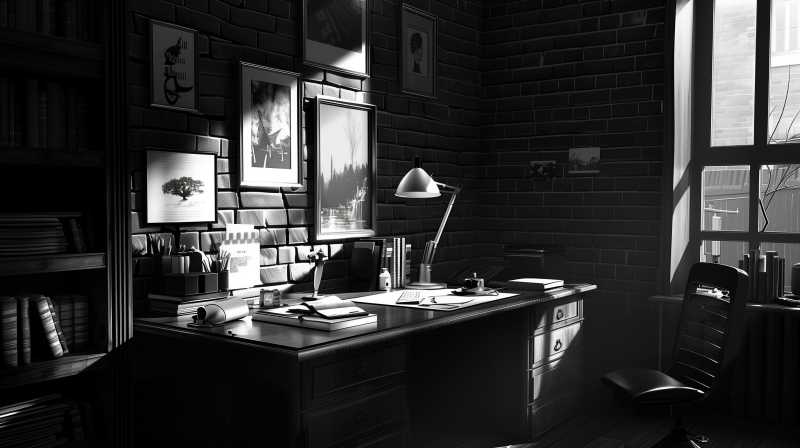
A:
395 156 440 198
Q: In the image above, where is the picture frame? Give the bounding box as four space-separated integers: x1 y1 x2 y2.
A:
399 5 437 98
239 62 303 189
314 96 377 241
144 148 217 226
568 147 601 175
303 0 370 77
150 20 199 112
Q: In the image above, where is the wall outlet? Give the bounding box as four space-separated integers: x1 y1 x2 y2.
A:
531 161 557 181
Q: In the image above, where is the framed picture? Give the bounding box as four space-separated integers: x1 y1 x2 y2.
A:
400 5 437 98
150 20 199 112
145 148 217 225
568 147 601 174
303 0 370 77
239 63 302 189
314 96 377 241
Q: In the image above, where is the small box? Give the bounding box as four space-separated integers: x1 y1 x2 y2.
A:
164 274 199 296
189 252 205 273
152 255 175 276
198 273 218 293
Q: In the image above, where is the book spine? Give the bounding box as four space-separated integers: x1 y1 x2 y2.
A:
82 211 94 251
742 254 750 302
66 88 77 150
0 0 7 27
399 237 405 288
773 257 781 301
405 243 411 286
59 87 65 148
9 81 16 146
72 295 88 351
76 0 84 41
14 0 25 31
38 0 46 34
77 401 94 437
0 297 17 369
37 87 46 147
749 249 757 303
53 296 73 348
46 81 59 148
45 297 68 355
25 0 33 31
766 251 775 303
16 296 29 365
47 0 53 36
77 93 87 150
76 222 86 253
0 77 8 146
779 258 785 297
25 78 37 147
68 219 83 252
33 297 63 358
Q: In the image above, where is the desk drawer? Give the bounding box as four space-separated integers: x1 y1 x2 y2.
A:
533 300 578 330
343 423 409 448
529 383 582 439
530 349 583 404
310 344 407 404
531 322 582 366
306 384 407 448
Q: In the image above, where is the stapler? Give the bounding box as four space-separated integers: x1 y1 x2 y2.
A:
452 273 497 296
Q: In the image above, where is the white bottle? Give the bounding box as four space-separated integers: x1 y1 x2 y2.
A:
378 268 391 291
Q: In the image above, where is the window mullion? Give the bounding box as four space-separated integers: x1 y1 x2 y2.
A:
753 0 773 242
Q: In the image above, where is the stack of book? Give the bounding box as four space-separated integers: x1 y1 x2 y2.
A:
362 237 411 290
0 0 97 42
0 393 94 446
149 290 230 317
0 77 90 150
0 212 93 256
738 249 787 303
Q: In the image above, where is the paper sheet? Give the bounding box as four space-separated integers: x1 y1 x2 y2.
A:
351 289 520 311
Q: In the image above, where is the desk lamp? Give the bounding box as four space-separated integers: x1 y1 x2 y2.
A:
395 156 462 290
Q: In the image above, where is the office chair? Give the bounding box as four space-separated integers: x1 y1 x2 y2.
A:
600 262 748 447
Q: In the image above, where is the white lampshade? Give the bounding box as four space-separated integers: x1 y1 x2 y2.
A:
395 156 440 198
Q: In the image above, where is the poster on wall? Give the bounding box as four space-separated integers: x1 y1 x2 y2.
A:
400 5 437 98
303 0 370 77
239 63 302 189
150 20 199 112
145 149 217 225
314 96 376 241
220 224 260 290
568 147 601 174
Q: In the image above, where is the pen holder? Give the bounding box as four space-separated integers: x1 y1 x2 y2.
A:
218 271 229 292
418 263 432 284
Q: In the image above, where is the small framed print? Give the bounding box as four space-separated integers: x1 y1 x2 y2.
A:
239 63 302 189
400 5 437 98
568 147 601 175
150 20 199 112
303 0 370 77
314 96 377 241
145 149 217 226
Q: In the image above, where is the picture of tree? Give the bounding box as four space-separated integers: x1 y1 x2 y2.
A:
162 176 205 201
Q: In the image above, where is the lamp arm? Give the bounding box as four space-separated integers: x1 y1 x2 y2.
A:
430 184 462 264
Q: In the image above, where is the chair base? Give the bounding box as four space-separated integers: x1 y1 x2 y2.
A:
655 425 708 448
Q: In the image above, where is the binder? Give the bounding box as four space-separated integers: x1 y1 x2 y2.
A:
348 241 379 292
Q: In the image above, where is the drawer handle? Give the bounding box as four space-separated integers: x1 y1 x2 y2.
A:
554 339 562 351
556 310 564 320
355 362 370 379
354 411 371 425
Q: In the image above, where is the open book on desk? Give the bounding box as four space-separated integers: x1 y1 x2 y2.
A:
252 304 376 331
285 296 369 319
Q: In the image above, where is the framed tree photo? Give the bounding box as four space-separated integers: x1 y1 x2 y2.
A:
400 5 437 98
568 147 601 175
239 63 302 189
314 96 377 241
150 20 199 112
145 149 217 225
303 0 370 77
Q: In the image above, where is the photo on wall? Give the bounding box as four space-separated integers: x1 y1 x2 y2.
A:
303 0 369 76
568 147 601 174
150 20 199 112
145 149 217 225
314 96 377 241
239 63 302 188
400 5 437 98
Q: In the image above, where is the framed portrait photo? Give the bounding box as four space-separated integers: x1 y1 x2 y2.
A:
239 63 302 189
568 147 601 175
145 148 217 226
400 5 437 98
303 0 370 77
314 96 377 241
150 20 199 112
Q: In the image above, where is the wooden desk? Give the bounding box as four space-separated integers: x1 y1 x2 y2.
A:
132 284 595 447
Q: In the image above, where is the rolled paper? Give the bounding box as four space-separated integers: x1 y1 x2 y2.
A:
197 298 249 325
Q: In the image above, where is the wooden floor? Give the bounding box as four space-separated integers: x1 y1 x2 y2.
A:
417 402 800 448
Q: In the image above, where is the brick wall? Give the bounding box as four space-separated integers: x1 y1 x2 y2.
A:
478 0 666 405
126 0 483 306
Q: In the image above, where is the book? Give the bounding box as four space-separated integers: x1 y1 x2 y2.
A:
0 77 8 146
76 94 87 150
75 400 93 437
58 87 65 148
16 294 30 365
65 88 77 150
51 295 73 349
37 88 46 148
67 219 83 253
25 78 37 147
147 290 229 304
253 308 377 331
405 242 411 287
284 296 368 319
0 295 17 368
10 81 19 146
0 394 60 416
348 241 377 292
766 251 775 302
56 398 83 441
81 212 94 251
507 278 564 291
71 294 88 351
25 293 62 358
44 296 68 355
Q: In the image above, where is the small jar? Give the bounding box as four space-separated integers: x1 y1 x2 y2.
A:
271 289 281 307
259 289 274 307
378 268 391 291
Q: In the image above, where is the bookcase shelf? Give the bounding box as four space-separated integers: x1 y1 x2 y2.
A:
0 253 106 276
0 146 105 167
0 351 108 390
0 27 104 80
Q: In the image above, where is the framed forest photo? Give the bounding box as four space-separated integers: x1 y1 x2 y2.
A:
145 149 217 226
400 5 437 98
150 20 199 112
314 96 377 241
239 63 302 188
303 0 370 77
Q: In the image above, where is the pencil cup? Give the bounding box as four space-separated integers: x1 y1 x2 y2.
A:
218 271 229 292
418 263 432 284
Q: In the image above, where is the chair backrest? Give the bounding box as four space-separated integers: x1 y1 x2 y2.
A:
665 262 748 405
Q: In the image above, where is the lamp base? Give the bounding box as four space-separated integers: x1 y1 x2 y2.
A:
404 282 448 290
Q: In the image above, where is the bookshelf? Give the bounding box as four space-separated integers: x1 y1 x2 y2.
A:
0 26 104 80
0 253 106 275
0 146 105 167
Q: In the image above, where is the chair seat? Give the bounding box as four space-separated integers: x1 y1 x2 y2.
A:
601 369 704 404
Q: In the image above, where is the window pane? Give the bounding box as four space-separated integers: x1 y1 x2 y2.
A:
701 241 749 267
712 0 757 146
702 166 750 232
759 164 800 231
770 0 800 143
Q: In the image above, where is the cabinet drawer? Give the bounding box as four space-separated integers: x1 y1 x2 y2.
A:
529 383 582 439
343 423 409 448
531 322 582 366
530 349 583 404
306 384 407 448
533 301 578 330
311 344 407 403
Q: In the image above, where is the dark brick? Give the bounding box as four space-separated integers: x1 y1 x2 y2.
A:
257 32 300 56
325 72 362 90
572 89 610 106
175 6 220 35
209 41 243 61
608 117 648 132
268 0 291 19
230 7 276 32
610 85 652 103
